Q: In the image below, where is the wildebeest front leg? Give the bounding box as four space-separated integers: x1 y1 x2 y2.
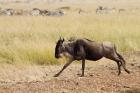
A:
54 59 73 77
75 45 86 77
81 59 85 77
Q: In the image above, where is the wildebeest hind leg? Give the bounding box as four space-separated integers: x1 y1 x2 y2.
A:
116 61 122 75
116 53 130 74
105 54 122 75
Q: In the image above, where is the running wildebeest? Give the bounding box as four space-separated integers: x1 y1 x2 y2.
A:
54 37 130 77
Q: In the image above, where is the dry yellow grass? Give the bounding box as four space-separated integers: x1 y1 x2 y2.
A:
0 1 140 64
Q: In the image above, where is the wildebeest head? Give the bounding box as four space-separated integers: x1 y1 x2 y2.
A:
55 37 65 58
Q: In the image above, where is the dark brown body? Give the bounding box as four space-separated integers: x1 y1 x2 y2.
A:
54 38 130 77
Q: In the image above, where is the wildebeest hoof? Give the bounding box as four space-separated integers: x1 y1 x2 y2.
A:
127 70 130 74
80 74 84 77
77 73 84 77
54 74 59 77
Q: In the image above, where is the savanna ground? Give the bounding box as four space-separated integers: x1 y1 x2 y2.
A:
0 52 140 93
0 0 140 93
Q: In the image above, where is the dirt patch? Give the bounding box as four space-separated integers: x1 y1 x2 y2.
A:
0 52 139 93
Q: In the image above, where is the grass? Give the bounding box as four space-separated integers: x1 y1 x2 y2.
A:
0 2 140 65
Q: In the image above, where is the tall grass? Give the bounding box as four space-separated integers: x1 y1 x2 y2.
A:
0 9 139 64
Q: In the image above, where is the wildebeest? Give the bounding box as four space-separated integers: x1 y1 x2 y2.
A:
96 6 116 14
30 8 41 16
46 10 64 16
2 8 14 16
30 8 64 16
54 37 130 77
